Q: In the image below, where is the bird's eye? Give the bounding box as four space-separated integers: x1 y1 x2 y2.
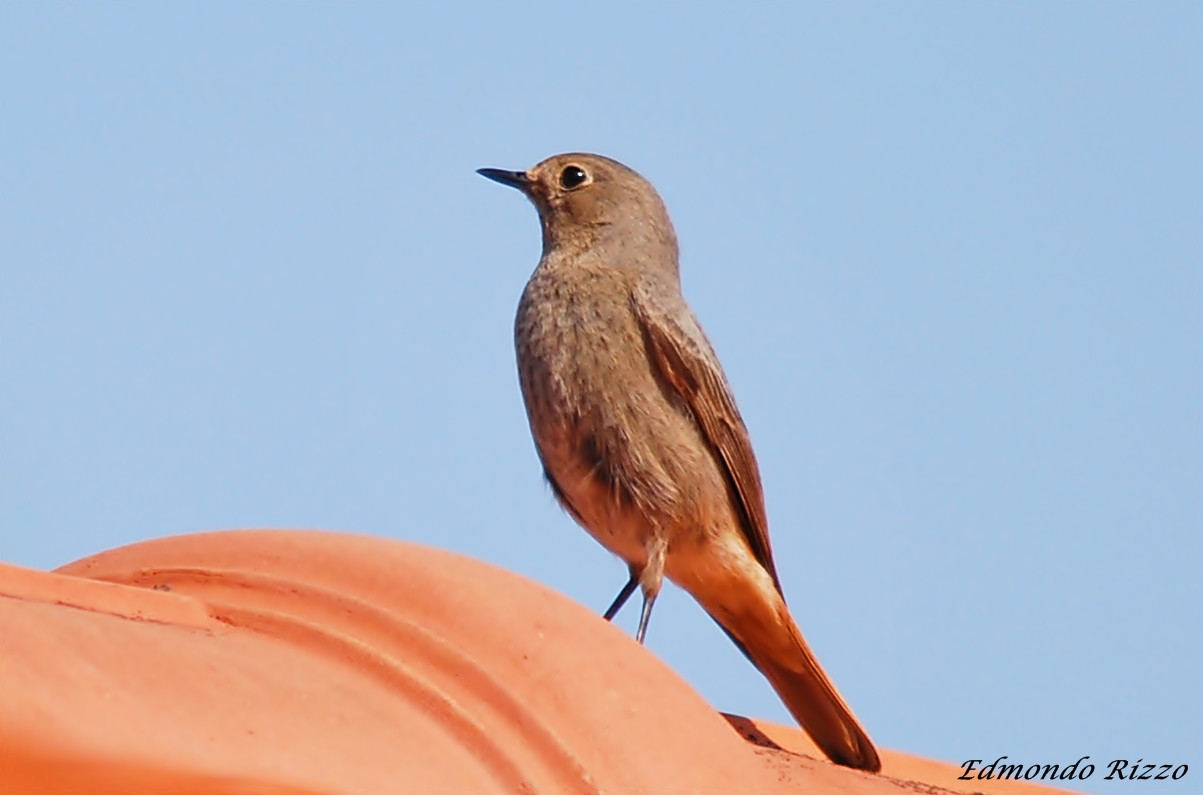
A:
560 165 588 189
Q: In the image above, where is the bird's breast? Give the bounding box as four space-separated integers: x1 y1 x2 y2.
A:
513 264 723 559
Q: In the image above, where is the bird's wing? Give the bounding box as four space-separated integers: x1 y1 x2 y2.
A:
631 287 782 593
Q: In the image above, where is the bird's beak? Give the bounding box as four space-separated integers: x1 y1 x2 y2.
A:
476 168 530 191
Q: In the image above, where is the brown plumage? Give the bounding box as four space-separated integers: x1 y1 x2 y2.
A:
478 153 881 772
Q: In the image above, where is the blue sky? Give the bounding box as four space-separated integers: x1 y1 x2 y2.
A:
1 4 1198 790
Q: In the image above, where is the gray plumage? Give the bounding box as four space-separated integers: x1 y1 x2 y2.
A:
479 153 880 772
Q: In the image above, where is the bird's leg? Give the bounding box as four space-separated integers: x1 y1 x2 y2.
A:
635 588 659 644
634 535 668 645
603 566 639 621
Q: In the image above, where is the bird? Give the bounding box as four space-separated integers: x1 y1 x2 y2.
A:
477 153 881 772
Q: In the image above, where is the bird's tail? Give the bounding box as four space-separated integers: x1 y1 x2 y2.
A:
687 564 881 772
749 606 881 772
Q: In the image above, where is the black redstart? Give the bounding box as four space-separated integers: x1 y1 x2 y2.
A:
479 153 881 772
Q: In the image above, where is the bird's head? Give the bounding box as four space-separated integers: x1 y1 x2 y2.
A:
478 153 678 266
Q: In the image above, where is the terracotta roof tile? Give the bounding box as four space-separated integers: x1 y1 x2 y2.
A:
0 531 1075 795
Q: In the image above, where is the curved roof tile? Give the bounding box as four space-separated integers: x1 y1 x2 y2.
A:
1 530 1073 795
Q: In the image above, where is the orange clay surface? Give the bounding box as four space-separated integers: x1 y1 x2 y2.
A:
1 530 1076 795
